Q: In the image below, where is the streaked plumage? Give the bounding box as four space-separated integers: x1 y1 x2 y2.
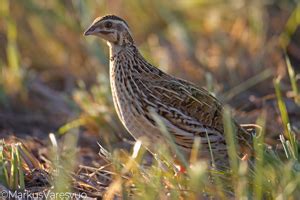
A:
84 15 252 168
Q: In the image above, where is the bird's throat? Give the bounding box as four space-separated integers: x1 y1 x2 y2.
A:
109 42 127 61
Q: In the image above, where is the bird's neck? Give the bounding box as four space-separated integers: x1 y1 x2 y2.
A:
108 42 136 60
108 42 122 60
108 43 136 79
108 43 165 81
108 43 142 73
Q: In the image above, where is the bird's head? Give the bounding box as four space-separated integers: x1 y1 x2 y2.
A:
84 15 134 46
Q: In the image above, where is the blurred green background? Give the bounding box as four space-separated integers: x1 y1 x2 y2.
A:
0 0 299 146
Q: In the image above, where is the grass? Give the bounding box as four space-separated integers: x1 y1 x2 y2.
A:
0 0 300 199
0 141 33 191
286 56 300 105
0 84 300 198
0 0 24 98
274 76 298 160
97 98 299 199
3 86 296 199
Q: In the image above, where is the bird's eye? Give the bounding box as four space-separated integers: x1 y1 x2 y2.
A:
105 21 112 28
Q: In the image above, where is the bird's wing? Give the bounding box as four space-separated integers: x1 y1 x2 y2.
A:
150 78 224 129
143 77 226 149
147 76 253 151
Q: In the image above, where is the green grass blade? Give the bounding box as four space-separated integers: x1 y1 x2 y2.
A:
223 106 238 175
274 77 298 160
285 56 299 105
223 106 240 197
274 78 290 136
15 144 25 190
0 141 9 188
253 114 266 200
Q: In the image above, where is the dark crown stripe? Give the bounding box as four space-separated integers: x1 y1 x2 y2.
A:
100 15 129 27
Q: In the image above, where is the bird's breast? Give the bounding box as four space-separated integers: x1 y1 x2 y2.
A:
110 61 162 142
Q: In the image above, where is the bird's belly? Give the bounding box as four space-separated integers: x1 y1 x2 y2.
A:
111 80 164 146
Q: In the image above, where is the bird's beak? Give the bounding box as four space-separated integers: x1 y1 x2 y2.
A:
84 25 96 36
